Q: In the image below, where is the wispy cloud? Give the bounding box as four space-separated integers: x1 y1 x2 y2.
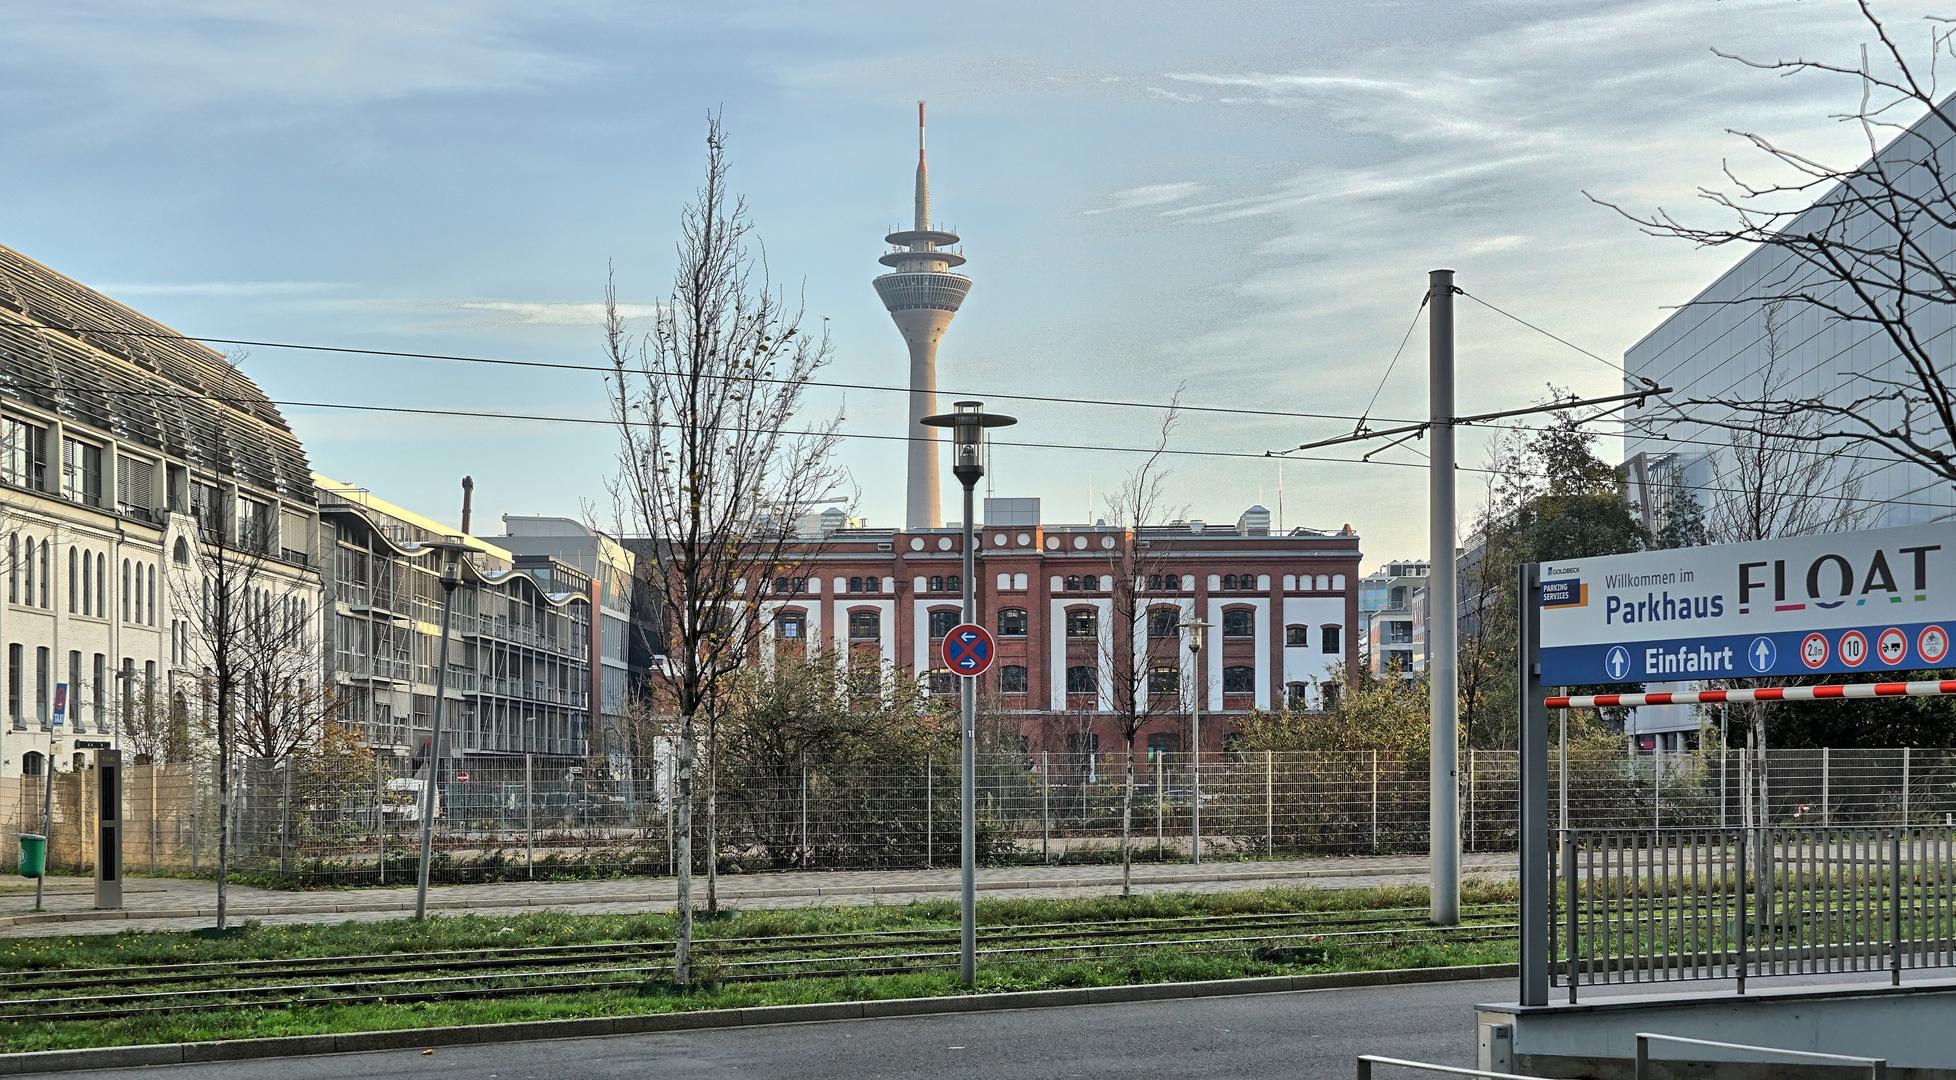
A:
97 281 350 297
1082 181 1203 215
444 300 659 327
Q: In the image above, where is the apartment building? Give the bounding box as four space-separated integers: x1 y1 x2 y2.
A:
315 479 593 778
1358 560 1430 679
0 245 321 779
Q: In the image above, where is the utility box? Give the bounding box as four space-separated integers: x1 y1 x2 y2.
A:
94 749 121 910
1477 1022 1513 1074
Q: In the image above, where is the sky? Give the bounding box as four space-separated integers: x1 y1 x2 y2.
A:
0 0 1938 566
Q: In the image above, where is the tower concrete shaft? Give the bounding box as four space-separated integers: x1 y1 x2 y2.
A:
873 101 972 530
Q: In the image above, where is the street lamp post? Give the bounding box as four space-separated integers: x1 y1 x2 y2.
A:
922 400 1016 987
415 540 471 920
1183 617 1211 864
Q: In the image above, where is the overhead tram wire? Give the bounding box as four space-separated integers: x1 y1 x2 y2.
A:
7 321 1417 429
18 379 1936 511
1456 289 1655 389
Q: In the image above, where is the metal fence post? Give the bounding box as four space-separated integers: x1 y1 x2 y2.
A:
800 755 810 870
1737 827 1750 996
1142 751 1157 860
1654 742 1662 830
1823 747 1831 829
1371 749 1379 852
1893 824 1904 986
926 753 933 870
1903 747 1911 826
1563 829 1578 1004
280 760 293 879
1467 746 1476 853
191 764 202 876
375 763 384 884
1265 749 1274 858
1041 751 1050 864
148 765 157 876
525 753 534 879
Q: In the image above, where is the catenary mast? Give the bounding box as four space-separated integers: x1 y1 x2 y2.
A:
874 102 973 529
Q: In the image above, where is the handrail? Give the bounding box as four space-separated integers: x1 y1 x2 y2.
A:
1636 1033 1885 1080
1355 1056 1547 1080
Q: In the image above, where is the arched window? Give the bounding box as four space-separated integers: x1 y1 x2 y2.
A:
997 665 1028 694
82 548 90 614
928 668 957 695
997 608 1027 636
1285 625 1309 647
149 566 157 626
1238 572 1254 589
864 576 882 594
38 540 48 608
122 559 132 622
1222 574 1236 590
1147 665 1180 693
1065 665 1098 695
1222 665 1255 693
6 533 15 603
773 576 790 595
22 536 34 607
928 609 960 639
848 576 863 593
1222 609 1254 637
848 609 880 640
945 575 960 594
173 538 190 565
1287 682 1311 710
96 553 106 616
132 564 142 625
1315 574 1330 591
1148 607 1180 638
1164 573 1180 591
67 548 76 613
1321 625 1343 655
929 576 944 592
776 611 804 640
1066 608 1098 637
1064 575 1080 592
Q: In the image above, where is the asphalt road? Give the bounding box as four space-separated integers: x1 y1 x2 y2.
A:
43 978 1505 1080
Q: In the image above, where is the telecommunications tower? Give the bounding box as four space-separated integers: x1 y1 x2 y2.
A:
874 102 973 530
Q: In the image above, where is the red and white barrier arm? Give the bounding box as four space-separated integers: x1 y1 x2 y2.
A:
1547 679 1956 709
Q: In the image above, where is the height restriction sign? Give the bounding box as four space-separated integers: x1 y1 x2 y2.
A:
941 624 996 677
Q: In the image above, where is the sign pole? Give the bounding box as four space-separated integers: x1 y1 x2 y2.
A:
923 399 1014 989
1518 562 1549 1006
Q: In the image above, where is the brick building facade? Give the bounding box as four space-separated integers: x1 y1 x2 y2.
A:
749 510 1362 760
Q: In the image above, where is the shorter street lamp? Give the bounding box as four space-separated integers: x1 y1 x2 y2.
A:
921 400 1015 987
1182 617 1212 865
415 540 471 920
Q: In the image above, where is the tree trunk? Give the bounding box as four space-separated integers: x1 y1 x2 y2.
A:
706 712 718 914
1121 734 1134 898
216 681 230 931
674 709 695 984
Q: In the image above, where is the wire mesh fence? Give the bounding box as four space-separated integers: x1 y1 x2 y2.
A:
0 746 1951 886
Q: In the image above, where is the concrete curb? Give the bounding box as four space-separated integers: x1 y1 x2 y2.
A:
0 963 1517 1075
0 861 1518 930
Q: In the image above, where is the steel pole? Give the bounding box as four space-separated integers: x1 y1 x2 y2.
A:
1429 267 1460 925
1518 562 1549 1006
1191 640 1203 865
959 478 977 986
415 575 459 920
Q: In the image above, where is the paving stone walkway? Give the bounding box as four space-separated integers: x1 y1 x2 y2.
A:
0 852 1518 937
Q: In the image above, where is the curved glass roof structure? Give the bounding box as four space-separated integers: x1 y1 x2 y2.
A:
0 244 313 504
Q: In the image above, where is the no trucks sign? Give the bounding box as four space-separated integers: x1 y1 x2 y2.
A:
1537 521 1954 684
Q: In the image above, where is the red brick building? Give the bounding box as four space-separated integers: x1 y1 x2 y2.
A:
753 506 1361 760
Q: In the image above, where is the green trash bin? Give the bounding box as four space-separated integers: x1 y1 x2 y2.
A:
18 833 46 879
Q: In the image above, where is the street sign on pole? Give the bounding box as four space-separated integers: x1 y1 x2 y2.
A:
455 770 470 784
1538 521 1956 684
51 683 65 731
941 624 995 677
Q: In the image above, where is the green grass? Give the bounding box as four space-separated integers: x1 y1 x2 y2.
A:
0 881 1518 1053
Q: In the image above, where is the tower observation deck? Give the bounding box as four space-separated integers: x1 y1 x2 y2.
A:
874 102 973 530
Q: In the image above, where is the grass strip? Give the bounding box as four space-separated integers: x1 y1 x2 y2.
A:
0 881 1517 1053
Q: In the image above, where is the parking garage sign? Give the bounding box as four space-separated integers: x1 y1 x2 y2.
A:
1537 521 1955 684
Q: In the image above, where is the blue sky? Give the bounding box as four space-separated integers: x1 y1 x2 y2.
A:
0 1 1930 563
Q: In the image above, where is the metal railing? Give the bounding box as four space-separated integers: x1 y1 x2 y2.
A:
1556 825 1956 999
1636 1033 1885 1080
1355 1057 1543 1079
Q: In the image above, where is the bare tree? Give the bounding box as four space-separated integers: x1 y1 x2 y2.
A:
1600 3 1956 486
174 489 318 929
1093 402 1184 895
605 116 845 984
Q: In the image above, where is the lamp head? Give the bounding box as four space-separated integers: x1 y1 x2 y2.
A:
1184 617 1212 654
921 400 1017 487
427 539 472 588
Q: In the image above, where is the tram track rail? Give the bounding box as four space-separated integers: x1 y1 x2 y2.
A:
0 905 1518 1022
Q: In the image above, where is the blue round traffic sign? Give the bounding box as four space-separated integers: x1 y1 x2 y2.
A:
941 623 996 677
1603 646 1632 681
1747 636 1777 673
